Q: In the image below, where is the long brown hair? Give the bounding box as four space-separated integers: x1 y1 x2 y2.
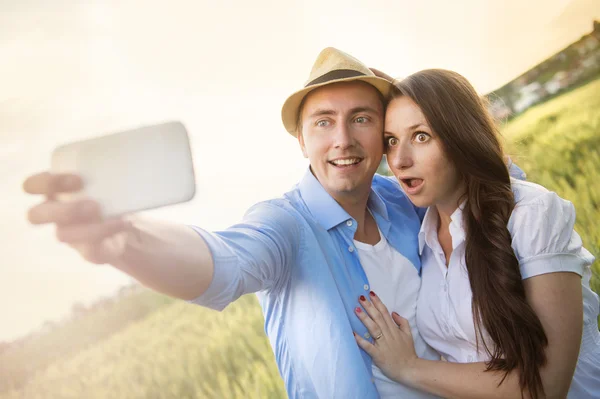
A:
392 70 548 398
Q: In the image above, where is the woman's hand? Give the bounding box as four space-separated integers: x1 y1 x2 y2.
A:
354 292 419 385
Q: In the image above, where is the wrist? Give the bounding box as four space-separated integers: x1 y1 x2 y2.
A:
110 216 140 268
395 357 424 388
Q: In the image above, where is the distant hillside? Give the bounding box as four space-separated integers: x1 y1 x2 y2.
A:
486 20 600 119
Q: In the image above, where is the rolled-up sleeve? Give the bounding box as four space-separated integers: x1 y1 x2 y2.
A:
187 201 301 311
509 191 595 280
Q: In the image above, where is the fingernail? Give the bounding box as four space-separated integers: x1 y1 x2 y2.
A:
355 307 362 313
392 312 399 317
353 332 357 337
359 295 366 302
369 291 376 297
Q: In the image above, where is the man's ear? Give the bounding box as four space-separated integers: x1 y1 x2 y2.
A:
297 131 308 158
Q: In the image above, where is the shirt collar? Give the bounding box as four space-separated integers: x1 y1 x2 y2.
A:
418 201 466 255
448 201 466 248
298 167 389 231
418 206 438 255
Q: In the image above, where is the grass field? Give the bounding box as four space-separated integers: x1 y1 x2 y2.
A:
2 78 599 399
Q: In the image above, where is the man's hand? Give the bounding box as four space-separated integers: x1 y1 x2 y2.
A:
23 172 130 264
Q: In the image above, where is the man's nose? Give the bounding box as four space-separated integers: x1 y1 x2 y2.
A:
333 122 354 149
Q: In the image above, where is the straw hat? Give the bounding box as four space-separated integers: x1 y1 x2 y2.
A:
281 47 392 136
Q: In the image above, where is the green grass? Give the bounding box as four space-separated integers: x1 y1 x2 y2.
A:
2 295 285 399
0 288 174 394
2 78 599 398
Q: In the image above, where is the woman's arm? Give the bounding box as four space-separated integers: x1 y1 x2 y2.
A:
354 272 582 399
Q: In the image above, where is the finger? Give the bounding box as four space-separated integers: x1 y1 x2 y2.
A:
56 218 129 244
368 291 398 331
23 172 82 195
392 312 411 333
353 331 377 357
355 306 383 342
359 295 390 335
28 199 101 225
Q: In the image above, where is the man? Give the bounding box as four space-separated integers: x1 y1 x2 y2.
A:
24 48 441 398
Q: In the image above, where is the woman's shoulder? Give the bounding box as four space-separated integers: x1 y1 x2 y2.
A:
511 178 551 205
509 177 572 212
507 178 593 279
508 178 577 250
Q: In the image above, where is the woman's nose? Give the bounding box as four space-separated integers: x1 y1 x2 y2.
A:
388 145 413 170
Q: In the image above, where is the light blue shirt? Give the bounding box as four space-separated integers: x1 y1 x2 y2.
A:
190 169 426 398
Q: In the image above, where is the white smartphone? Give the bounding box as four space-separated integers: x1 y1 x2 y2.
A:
50 121 196 217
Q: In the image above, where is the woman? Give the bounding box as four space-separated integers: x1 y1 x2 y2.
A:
354 69 600 398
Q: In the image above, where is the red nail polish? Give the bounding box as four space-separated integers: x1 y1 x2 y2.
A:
369 291 376 297
353 332 357 337
359 295 366 301
355 307 362 313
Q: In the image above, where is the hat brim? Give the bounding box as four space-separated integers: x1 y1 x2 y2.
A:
281 76 393 137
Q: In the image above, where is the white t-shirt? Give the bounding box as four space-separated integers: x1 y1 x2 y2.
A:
416 178 600 398
354 229 440 399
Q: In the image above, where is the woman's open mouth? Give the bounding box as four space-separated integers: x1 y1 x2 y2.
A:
399 178 424 195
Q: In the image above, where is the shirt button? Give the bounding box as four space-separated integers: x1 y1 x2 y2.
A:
348 246 354 253
346 220 353 227
364 332 371 339
363 284 369 291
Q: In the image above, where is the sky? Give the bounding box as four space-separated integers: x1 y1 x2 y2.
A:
1 0 599 341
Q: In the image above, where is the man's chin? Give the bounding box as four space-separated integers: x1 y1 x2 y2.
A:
331 180 372 196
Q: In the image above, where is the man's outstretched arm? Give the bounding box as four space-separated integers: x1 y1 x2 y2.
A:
24 172 297 303
24 172 217 300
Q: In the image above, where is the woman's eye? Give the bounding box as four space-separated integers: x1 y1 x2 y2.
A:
386 137 398 147
415 133 430 143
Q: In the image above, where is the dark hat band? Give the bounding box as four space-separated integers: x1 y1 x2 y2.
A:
306 69 367 87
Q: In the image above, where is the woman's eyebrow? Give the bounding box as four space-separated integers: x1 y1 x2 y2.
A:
407 122 427 130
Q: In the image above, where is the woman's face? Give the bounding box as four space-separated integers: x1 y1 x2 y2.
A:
384 96 465 212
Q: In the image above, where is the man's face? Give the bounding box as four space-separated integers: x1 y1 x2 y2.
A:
298 81 384 202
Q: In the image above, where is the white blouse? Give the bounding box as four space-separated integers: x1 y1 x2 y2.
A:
354 231 440 398
416 178 600 397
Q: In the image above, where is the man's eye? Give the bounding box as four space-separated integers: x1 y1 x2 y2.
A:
316 120 329 127
355 116 368 123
